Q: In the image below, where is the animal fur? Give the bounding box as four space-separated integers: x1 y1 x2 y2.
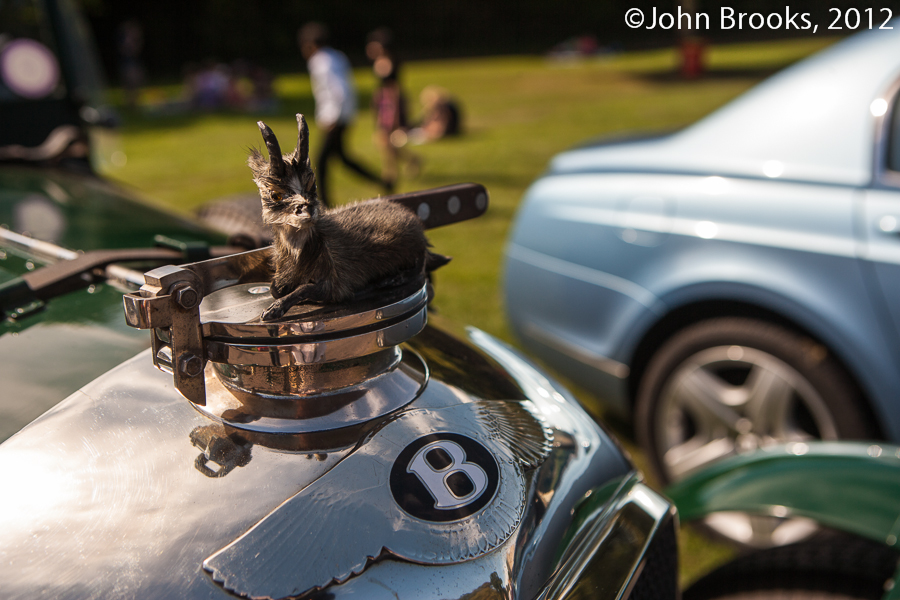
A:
249 114 450 321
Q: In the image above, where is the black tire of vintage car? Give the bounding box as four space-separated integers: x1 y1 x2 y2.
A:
683 532 900 600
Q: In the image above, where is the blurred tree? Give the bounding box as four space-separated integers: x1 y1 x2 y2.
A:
74 0 885 82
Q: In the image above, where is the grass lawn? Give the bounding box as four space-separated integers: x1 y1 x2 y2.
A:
105 36 839 586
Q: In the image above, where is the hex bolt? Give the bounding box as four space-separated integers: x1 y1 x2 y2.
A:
180 354 204 378
175 286 200 309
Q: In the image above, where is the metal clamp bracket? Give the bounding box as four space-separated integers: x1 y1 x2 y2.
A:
123 247 272 405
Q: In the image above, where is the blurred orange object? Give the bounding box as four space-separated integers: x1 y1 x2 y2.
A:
680 37 706 78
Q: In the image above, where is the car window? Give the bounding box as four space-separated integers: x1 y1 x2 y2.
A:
890 93 900 174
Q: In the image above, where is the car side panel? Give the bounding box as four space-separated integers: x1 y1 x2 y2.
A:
505 173 900 440
859 188 900 342
505 250 644 415
506 175 670 415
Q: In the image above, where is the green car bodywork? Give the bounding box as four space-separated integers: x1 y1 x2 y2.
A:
666 441 900 599
0 166 225 442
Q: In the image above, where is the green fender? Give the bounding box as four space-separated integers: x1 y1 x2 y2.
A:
665 441 900 549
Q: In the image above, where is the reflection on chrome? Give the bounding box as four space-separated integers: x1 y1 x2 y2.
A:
695 220 718 239
788 441 810 455
699 175 728 195
762 160 784 178
871 98 889 117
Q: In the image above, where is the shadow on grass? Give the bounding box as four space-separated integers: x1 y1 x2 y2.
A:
636 66 785 83
117 102 314 133
115 91 352 134
414 170 529 190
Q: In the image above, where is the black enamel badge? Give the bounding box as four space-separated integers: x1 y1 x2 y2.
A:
390 433 499 522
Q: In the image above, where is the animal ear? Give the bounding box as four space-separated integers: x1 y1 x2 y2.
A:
247 149 267 177
290 114 310 167
257 121 285 177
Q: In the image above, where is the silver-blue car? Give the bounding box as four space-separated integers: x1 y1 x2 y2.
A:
505 22 900 544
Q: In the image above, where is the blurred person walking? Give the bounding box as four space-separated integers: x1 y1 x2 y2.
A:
366 28 421 190
298 23 388 207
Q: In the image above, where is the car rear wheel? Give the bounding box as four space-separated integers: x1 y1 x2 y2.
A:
636 317 877 546
683 532 898 600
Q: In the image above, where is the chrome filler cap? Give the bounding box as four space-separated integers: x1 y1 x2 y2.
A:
197 279 430 434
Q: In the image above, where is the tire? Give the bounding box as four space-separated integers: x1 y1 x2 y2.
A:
692 592 867 600
635 317 878 546
684 532 898 600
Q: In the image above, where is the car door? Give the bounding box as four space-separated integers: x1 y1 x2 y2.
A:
858 84 900 345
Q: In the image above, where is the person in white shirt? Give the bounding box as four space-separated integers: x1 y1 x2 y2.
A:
298 23 389 207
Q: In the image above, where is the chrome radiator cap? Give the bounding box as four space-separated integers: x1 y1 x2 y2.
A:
126 257 429 434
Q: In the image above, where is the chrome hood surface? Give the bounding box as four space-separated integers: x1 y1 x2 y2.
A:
0 324 659 599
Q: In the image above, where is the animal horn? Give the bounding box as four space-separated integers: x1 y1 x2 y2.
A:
257 121 285 176
292 114 310 166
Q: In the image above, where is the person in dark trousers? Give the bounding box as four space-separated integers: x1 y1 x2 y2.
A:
366 28 421 190
298 23 389 207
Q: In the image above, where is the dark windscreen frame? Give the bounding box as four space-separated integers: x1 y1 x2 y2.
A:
874 77 900 189
889 93 900 174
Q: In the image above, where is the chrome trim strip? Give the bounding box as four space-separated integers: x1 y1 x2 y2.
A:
506 243 658 310
105 264 146 286
0 227 78 262
201 284 429 339
543 165 865 189
522 321 630 379
553 201 857 259
537 480 672 600
204 306 427 366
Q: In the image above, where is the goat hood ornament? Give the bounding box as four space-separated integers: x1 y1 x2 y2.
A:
250 114 451 321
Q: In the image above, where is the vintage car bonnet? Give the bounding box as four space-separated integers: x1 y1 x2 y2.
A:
0 185 676 599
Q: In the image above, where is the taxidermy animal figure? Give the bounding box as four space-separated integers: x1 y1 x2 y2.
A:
249 114 450 321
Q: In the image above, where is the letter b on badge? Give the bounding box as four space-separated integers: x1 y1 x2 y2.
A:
408 440 488 509
391 433 499 522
